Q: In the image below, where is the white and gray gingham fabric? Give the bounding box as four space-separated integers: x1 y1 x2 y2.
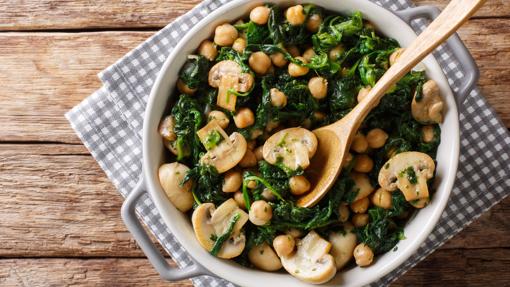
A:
66 0 510 286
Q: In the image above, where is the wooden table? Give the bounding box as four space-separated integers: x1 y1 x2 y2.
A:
0 0 508 286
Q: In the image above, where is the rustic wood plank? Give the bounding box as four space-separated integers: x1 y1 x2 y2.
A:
0 248 508 286
0 19 508 144
0 144 508 257
0 0 507 31
394 248 510 286
0 258 191 287
0 31 153 144
0 144 146 257
0 0 201 31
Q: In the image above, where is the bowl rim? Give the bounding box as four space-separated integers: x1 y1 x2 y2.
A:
142 0 460 286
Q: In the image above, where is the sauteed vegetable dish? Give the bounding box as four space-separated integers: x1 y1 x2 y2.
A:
157 3 443 284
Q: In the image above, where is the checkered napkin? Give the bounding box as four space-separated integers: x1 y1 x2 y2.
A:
66 0 510 286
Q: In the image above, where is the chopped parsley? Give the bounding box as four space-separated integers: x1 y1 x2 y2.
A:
400 166 418 185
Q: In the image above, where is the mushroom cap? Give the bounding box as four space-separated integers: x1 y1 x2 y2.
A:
281 231 337 284
191 199 249 259
378 151 435 201
248 243 283 271
412 80 444 124
200 132 248 173
262 127 318 171
350 172 375 202
329 230 357 270
158 162 194 212
158 115 177 141
208 60 254 92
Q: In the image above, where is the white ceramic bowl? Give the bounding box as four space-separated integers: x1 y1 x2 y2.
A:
140 1 460 286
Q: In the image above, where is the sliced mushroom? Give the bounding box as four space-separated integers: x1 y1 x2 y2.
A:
208 60 254 111
412 80 444 124
350 172 375 202
248 243 283 271
378 151 435 201
192 199 249 259
200 132 247 173
329 227 357 270
158 115 177 141
281 231 337 284
158 162 194 212
196 120 229 150
262 127 318 171
410 197 430 209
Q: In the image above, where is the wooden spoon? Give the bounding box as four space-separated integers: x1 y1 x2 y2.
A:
297 0 486 207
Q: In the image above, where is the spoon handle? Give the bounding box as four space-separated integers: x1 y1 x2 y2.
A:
349 0 486 125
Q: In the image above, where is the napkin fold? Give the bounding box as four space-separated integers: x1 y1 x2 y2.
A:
66 0 510 286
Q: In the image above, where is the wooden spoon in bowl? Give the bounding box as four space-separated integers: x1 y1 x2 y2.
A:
297 0 486 207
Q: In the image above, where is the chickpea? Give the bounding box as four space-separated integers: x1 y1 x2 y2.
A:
285 5 306 26
265 120 280 132
222 170 242 193
353 154 374 173
306 14 322 32
261 188 275 201
366 128 388 149
250 6 271 25
208 110 229 129
313 111 326 121
270 88 287 108
247 140 257 150
234 107 255 128
214 23 238 46
302 48 316 62
271 52 288 68
249 200 273 226
422 125 435 143
239 149 257 168
247 180 257 189
232 38 247 53
288 57 310 77
357 86 371 102
234 191 246 209
329 45 345 60
251 128 263 140
197 40 218 61
372 188 392 209
273 235 296 257
352 214 369 227
286 45 300 57
249 51 272 75
350 197 370 214
389 48 405 66
343 152 354 167
353 243 374 267
286 228 303 238
351 133 369 153
338 203 350 223
308 77 328 100
254 146 264 161
289 175 311 196
177 79 196 95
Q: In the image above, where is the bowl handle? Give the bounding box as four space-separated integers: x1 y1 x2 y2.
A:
394 5 480 106
121 177 210 281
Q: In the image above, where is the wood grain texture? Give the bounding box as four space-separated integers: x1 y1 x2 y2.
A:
0 0 507 31
0 19 508 145
0 32 152 144
1 143 508 258
0 258 190 287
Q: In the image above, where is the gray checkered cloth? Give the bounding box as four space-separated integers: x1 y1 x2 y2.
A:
65 0 510 286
